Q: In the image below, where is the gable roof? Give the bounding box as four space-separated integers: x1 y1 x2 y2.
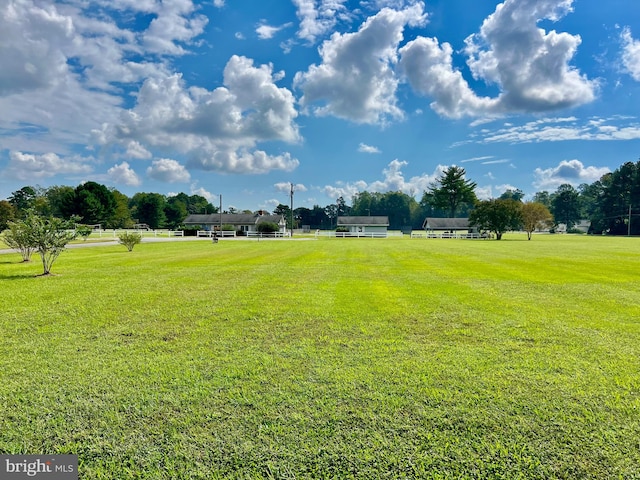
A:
423 217 471 230
183 213 284 226
337 216 389 226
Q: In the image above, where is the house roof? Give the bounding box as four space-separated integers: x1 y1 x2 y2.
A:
423 217 471 230
184 213 284 226
337 216 389 226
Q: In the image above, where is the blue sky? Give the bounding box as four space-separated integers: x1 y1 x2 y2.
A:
1 0 639 212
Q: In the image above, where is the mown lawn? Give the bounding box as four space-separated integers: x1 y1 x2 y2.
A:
1 235 639 479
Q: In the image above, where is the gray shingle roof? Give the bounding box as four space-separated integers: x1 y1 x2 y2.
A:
184 213 284 225
422 217 471 230
337 216 389 226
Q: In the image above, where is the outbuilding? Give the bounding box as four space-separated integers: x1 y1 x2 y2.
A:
336 216 389 237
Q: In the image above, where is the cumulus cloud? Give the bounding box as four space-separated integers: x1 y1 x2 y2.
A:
621 27 640 81
0 0 210 188
146 158 191 183
125 141 153 160
107 161 141 186
6 151 93 181
358 143 381 153
294 3 427 125
533 159 610 189
400 0 596 118
98 55 301 174
293 0 349 44
321 159 443 200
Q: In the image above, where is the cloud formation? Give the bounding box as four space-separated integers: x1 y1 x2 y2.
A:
97 55 301 174
295 3 427 124
400 0 596 118
321 159 443 200
474 116 640 143
533 159 610 189
293 0 349 44
621 27 640 81
147 158 191 183
7 151 93 181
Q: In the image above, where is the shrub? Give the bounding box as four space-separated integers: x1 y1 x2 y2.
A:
257 222 279 234
118 231 143 251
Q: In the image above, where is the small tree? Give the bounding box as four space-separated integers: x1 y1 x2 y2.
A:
521 202 554 240
118 231 143 251
469 199 523 240
21 212 79 275
3 220 36 262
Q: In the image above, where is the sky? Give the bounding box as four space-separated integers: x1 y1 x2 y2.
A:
1 0 640 212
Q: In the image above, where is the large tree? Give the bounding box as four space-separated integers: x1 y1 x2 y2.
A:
598 161 640 235
0 200 16 231
423 166 477 218
521 202 553 240
72 181 117 226
8 186 37 217
551 184 581 230
130 192 167 229
469 199 523 240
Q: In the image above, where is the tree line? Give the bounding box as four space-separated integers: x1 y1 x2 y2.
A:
1 158 639 235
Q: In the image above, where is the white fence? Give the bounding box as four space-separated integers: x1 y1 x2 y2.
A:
411 232 488 239
315 231 403 238
197 230 236 237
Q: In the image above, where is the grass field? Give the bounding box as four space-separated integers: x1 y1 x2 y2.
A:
1 234 639 479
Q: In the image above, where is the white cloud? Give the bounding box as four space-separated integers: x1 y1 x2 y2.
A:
400 0 596 118
125 141 153 160
6 151 93 181
621 27 640 81
256 22 292 40
274 182 308 194
476 116 640 143
146 158 191 183
292 0 349 44
358 143 381 154
0 0 209 186
99 55 301 174
142 0 208 56
214 0 225 7
321 159 444 200
533 159 610 189
107 161 141 186
190 184 215 202
294 3 427 125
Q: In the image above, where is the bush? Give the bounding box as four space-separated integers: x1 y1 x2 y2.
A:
257 222 279 234
118 231 143 251
336 226 349 233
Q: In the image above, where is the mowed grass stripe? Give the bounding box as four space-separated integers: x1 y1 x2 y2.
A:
1 235 639 478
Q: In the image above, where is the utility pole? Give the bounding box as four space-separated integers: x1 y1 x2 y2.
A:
219 194 222 232
629 204 632 237
290 183 294 237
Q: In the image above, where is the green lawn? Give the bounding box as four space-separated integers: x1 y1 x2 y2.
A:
1 235 639 479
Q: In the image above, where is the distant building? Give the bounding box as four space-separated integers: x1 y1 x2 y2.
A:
422 217 476 234
183 212 286 235
336 216 389 236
